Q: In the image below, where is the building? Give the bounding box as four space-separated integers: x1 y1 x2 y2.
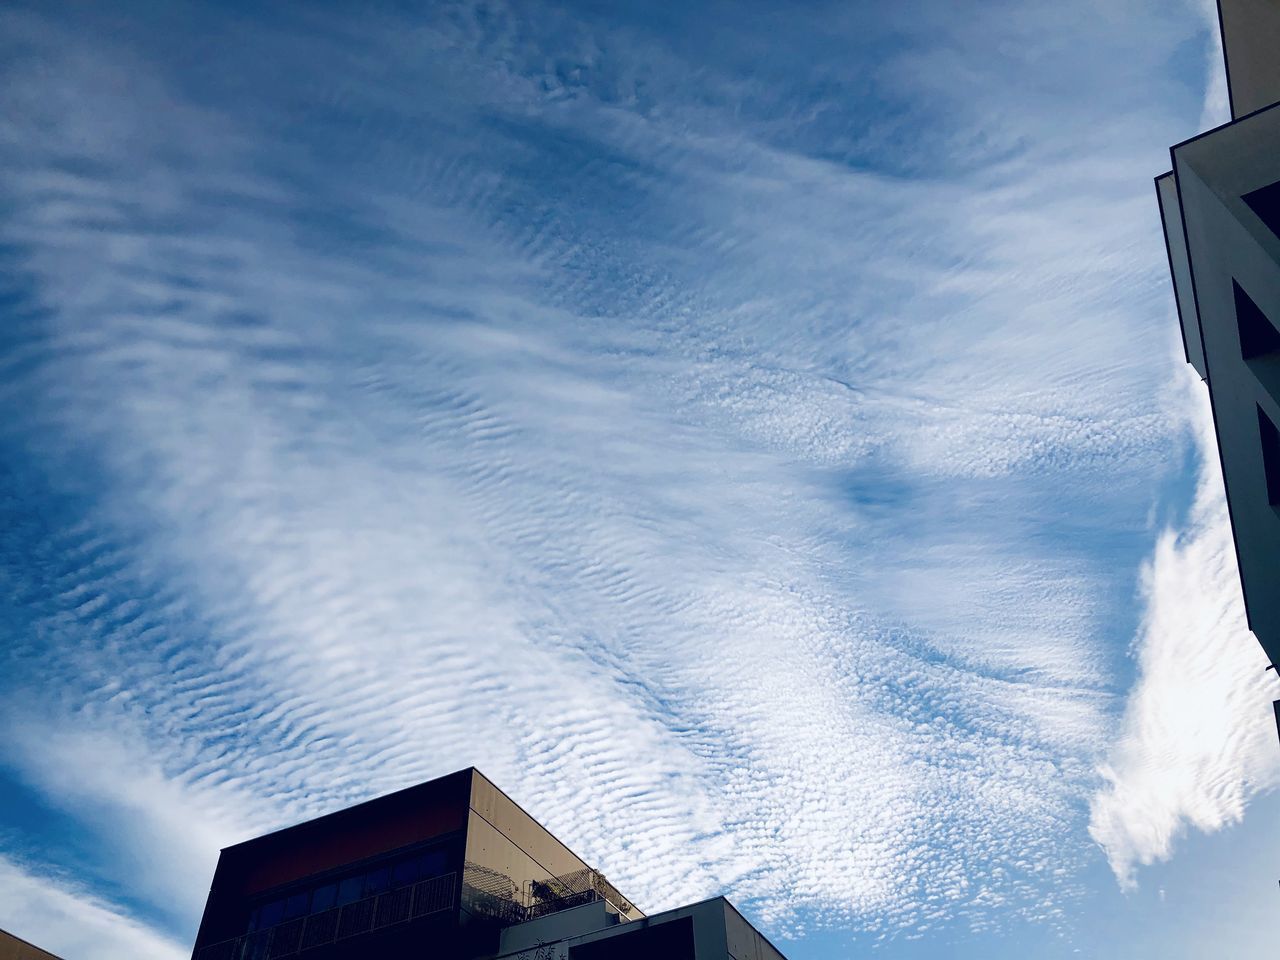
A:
190 767 788 960
1156 0 1280 700
493 897 785 960
0 928 63 960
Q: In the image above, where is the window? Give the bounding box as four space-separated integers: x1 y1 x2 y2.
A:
419 851 447 879
1259 405 1280 507
244 841 453 935
1234 280 1280 361
283 891 310 920
311 883 337 912
364 867 390 897
391 858 419 888
258 899 285 928
1243 179 1280 242
336 876 364 906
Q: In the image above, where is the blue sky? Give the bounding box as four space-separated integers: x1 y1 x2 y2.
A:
1 1 1278 957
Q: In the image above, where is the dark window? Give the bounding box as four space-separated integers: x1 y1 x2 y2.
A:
337 876 364 906
311 884 337 912
1260 406 1280 506
391 858 419 888
570 916 695 960
258 899 285 928
1243 179 1280 242
246 906 262 932
1234 280 1280 361
418 851 447 879
364 867 391 897
283 891 310 920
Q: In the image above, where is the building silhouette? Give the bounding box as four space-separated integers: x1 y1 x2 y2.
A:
190 768 788 960
1156 0 1280 724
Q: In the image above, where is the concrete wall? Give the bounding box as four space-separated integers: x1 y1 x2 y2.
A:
497 901 619 956
465 771 643 921
507 899 724 960
724 901 788 960
1220 0 1280 118
492 896 791 960
1158 170 1207 376
467 773 592 887
1172 100 1280 665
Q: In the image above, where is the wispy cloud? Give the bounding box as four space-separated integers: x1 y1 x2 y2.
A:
0 853 186 960
0 718 254 927
0 0 1221 951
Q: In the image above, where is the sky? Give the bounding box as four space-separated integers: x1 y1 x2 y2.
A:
1 1 1278 958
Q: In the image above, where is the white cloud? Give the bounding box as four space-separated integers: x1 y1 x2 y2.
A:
0 0 1222 948
0 719 255 927
0 853 186 960
1193 0 1230 128
1088 370 1280 887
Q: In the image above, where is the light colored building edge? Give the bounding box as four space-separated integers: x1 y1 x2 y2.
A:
1217 0 1280 120
0 928 63 960
465 769 644 922
1157 1 1280 688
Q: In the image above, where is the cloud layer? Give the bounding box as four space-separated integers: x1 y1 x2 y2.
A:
0 0 1248 955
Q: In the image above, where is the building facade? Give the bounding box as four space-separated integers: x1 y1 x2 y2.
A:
494 897 785 960
1157 0 1280 690
190 768 788 960
0 929 63 960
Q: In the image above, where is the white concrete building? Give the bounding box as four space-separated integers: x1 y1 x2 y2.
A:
1157 0 1280 692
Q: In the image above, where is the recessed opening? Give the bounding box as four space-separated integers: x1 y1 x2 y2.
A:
571 916 695 960
1259 405 1280 507
1234 280 1280 361
1243 179 1280 242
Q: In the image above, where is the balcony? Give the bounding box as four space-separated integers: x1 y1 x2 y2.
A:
197 872 456 960
461 863 634 926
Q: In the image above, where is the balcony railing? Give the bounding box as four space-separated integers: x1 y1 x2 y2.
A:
461 861 526 925
460 862 634 927
197 872 456 960
525 867 634 920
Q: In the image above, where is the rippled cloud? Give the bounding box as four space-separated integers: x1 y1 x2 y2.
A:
0 0 1237 954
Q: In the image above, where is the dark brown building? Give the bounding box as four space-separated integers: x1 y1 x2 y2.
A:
191 768 786 960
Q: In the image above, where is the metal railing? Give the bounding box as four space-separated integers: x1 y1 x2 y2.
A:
460 861 634 927
197 872 456 960
525 867 634 920
461 861 526 925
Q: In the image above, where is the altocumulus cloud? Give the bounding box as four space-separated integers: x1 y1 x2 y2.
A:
0 0 1236 952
